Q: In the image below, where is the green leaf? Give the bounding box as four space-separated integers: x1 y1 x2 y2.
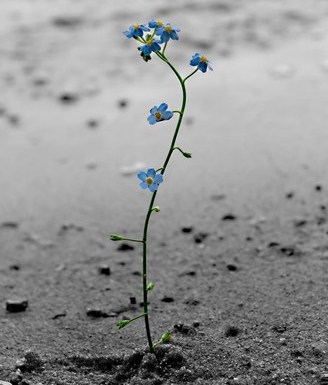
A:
160 331 172 343
147 282 155 291
110 234 124 241
116 320 130 329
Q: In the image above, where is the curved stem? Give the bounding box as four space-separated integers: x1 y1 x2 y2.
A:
141 54 188 352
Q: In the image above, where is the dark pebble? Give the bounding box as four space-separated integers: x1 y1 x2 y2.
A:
193 321 201 327
86 119 99 129
173 323 196 336
280 247 295 256
59 93 79 104
129 297 136 305
320 373 328 384
6 298 28 313
118 99 128 108
86 308 109 318
320 205 326 211
315 185 323 192
225 325 240 337
245 236 253 241
98 265 111 276
226 264 237 271
1 221 19 229
268 241 280 248
294 219 307 227
117 243 135 251
286 192 294 199
317 217 326 225
222 214 236 221
161 296 174 303
8 115 20 126
51 312 67 320
193 232 208 244
272 324 287 333
184 298 200 306
181 226 193 234
132 271 141 276
9 264 20 271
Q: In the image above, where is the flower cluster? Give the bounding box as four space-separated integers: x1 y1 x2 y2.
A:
123 19 213 192
123 20 212 73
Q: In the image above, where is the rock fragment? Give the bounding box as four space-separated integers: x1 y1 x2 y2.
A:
98 265 111 276
6 298 28 313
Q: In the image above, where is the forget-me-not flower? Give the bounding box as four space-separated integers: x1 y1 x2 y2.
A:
190 53 213 73
138 168 163 192
124 24 150 39
147 103 173 125
148 19 164 29
156 23 180 43
138 37 162 56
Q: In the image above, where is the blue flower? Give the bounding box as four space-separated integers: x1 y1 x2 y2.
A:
148 19 164 29
123 23 150 39
138 168 163 192
147 103 173 125
138 37 162 56
156 23 181 43
190 53 213 73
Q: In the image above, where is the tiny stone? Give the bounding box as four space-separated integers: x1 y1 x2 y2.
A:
86 308 109 318
98 265 111 276
315 185 323 192
268 241 280 248
86 119 99 129
193 321 201 327
320 373 328 384
59 93 79 104
272 324 287 333
222 214 236 221
280 247 295 256
225 325 240 337
117 243 135 251
286 192 294 199
118 99 128 108
227 264 237 271
161 296 174 303
294 219 307 227
1 221 19 229
6 298 28 313
181 226 193 234
193 232 208 244
173 323 196 336
132 271 141 276
129 297 136 305
9 264 20 271
184 298 200 306
15 358 26 370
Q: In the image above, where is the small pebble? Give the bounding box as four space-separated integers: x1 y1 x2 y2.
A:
86 119 99 129
181 226 193 234
280 247 295 256
173 323 196 336
9 264 20 271
286 191 294 199
184 298 200 306
226 264 237 271
225 325 240 337
117 243 134 251
98 265 111 276
320 373 328 384
222 214 236 221
315 185 323 192
6 298 28 313
118 99 128 108
86 308 109 318
161 296 174 303
59 93 79 104
193 232 208 244
192 321 201 327
1 221 19 229
129 297 136 305
294 219 307 227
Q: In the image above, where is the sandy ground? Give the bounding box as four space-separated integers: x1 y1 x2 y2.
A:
1 1 328 384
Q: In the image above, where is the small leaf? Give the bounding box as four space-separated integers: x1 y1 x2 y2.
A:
147 282 155 291
116 320 130 329
152 206 160 213
160 331 172 343
110 234 124 241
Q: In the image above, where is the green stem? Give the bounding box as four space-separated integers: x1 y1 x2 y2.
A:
141 53 188 352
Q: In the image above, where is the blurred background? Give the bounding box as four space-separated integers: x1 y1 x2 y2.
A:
1 0 328 261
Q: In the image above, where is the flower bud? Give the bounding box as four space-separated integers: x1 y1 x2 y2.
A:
160 331 172 343
182 151 192 158
152 206 160 213
110 234 124 241
116 320 130 329
147 282 155 291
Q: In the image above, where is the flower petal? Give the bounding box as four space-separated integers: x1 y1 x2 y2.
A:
170 30 179 40
147 168 156 178
147 115 157 125
140 181 148 189
149 183 158 192
158 103 168 112
161 111 173 120
154 174 163 184
137 171 147 182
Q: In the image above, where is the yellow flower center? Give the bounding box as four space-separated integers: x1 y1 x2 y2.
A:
146 38 153 46
164 25 172 32
134 24 140 30
146 177 154 185
200 56 208 63
155 112 162 120
157 20 163 27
